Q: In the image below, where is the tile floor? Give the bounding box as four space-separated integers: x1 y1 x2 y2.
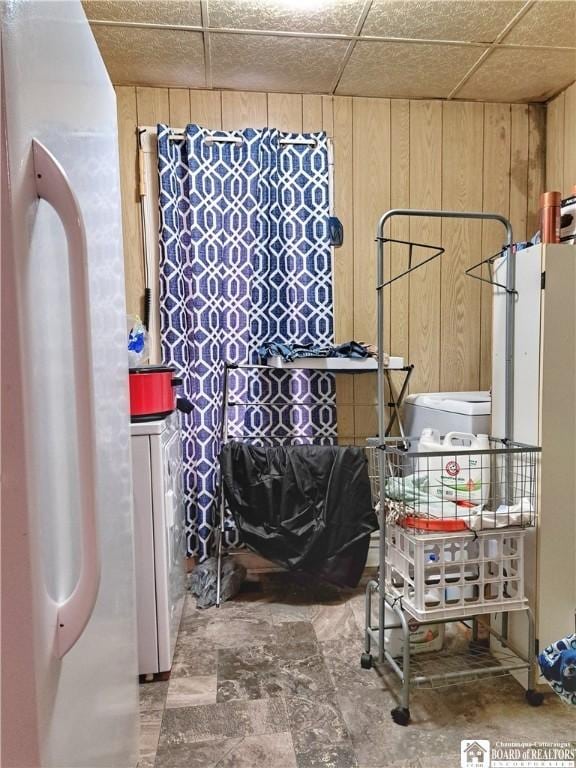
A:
139 573 574 768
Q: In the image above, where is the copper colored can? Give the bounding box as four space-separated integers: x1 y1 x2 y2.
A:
540 191 561 243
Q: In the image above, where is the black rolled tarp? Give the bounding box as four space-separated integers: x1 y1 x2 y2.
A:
220 442 378 588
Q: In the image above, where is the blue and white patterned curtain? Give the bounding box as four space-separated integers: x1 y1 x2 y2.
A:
158 124 337 559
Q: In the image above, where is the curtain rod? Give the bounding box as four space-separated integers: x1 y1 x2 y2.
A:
167 133 317 147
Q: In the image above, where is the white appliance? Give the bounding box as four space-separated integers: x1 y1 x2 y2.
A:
492 243 576 669
403 391 491 437
131 414 187 677
1 3 139 766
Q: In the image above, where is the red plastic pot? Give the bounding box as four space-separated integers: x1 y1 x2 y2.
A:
129 365 184 422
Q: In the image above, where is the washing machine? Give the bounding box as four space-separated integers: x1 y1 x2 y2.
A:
403 391 491 438
131 412 186 677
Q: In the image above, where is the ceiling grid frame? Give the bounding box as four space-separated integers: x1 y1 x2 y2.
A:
329 0 374 95
85 0 576 103
446 0 536 99
200 0 213 89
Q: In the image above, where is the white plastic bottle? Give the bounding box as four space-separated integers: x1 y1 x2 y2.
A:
441 432 490 508
416 427 444 484
384 603 445 657
416 429 490 515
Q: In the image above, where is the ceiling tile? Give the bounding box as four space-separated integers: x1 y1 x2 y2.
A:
210 33 348 93
503 1 576 47
207 0 365 34
361 0 525 43
83 0 202 25
336 41 485 98
91 26 205 87
457 47 576 102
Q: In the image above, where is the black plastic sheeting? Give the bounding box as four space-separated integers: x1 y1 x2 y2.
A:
220 443 378 588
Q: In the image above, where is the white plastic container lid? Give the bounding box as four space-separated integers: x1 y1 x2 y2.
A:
404 391 491 416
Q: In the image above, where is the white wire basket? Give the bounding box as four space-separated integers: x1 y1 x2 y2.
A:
366 436 540 533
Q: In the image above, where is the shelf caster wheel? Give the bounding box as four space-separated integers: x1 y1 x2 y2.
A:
525 689 544 707
360 653 373 670
391 707 410 726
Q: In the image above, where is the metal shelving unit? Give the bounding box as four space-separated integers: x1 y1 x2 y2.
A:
362 209 544 726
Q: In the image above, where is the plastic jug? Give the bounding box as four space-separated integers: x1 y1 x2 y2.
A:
417 430 490 508
384 602 445 657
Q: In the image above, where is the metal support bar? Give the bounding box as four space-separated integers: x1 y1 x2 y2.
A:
465 248 518 295
215 362 231 608
384 364 414 439
376 237 445 290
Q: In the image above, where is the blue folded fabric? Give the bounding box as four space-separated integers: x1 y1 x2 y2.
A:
258 340 373 363
538 633 576 706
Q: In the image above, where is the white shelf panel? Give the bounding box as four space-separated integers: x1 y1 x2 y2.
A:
265 355 405 372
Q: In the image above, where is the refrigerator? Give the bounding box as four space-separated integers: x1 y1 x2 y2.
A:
1 2 139 766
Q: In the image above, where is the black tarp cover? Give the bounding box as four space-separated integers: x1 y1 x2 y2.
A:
220 443 378 587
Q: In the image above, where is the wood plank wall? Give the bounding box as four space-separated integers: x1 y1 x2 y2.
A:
546 81 576 197
116 86 545 444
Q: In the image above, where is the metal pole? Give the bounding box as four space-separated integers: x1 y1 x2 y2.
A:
376 234 387 664
504 224 515 443
216 362 230 607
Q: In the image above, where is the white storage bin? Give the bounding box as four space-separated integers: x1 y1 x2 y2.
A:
385 524 527 621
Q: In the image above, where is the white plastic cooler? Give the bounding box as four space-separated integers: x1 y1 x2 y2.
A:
403 391 491 437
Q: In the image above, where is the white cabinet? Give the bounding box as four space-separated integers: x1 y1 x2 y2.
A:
492 244 576 662
131 413 187 676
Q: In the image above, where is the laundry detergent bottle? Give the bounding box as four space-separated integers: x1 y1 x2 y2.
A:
417 430 490 509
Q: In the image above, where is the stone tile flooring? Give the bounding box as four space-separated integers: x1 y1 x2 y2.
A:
140 573 574 768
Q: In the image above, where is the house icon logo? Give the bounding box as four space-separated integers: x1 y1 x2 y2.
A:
461 740 490 768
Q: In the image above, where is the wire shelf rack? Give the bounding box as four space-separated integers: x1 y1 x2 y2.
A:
393 639 525 690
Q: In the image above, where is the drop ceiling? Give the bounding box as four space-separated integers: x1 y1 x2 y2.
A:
84 0 576 102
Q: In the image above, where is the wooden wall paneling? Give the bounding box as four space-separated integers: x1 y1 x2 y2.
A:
136 86 170 125
114 86 547 442
509 104 529 242
135 88 171 363
408 100 442 395
546 92 565 193
390 100 410 363
168 89 191 127
221 91 267 130
302 95 323 132
322 95 353 436
441 101 484 392
321 96 334 138
527 105 546 238
480 104 511 391
332 97 354 434
324 94 352 435
332 97 354 347
563 83 576 195
336 405 355 442
267 93 303 131
189 90 222 128
352 98 390 437
116 86 143 317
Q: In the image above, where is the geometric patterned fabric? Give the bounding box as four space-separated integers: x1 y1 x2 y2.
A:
157 124 337 559
538 634 576 707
